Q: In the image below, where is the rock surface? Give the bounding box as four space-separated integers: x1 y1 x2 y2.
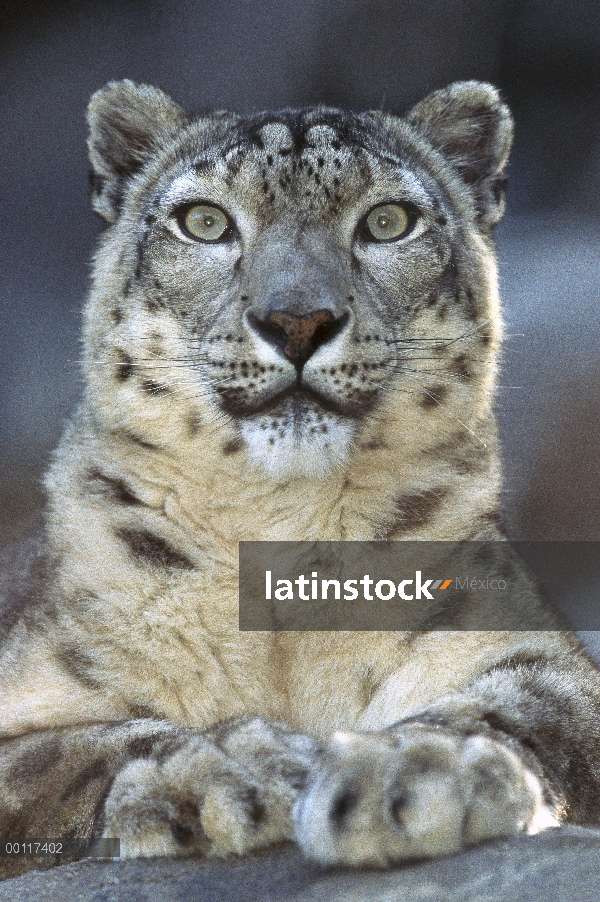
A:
1 827 600 901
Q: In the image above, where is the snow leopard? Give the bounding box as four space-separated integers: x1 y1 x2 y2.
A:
1 79 599 878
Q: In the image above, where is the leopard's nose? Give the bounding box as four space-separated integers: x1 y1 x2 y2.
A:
247 309 349 367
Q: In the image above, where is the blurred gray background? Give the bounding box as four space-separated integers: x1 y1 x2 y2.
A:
1 0 599 546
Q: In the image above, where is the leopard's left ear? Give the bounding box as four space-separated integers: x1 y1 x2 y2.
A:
407 81 513 230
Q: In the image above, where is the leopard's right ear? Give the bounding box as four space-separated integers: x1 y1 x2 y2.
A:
87 80 186 222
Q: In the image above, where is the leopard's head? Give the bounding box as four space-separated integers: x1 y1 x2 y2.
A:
85 80 512 480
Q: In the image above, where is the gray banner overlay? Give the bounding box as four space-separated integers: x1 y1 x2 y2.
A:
239 542 600 630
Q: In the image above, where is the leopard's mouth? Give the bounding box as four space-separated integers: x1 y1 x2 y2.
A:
218 384 378 421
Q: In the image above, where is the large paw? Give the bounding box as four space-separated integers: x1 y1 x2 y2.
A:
102 733 293 859
293 725 557 867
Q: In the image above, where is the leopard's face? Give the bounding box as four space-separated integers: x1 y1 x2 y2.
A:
85 83 510 479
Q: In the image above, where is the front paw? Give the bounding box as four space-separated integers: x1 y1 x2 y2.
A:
102 734 292 859
293 725 555 867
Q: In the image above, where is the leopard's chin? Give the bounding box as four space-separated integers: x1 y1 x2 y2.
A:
237 394 356 480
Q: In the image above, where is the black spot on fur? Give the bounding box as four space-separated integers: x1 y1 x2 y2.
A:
141 378 169 395
239 785 267 826
389 790 411 826
128 703 160 720
478 509 504 532
111 307 123 325
424 430 490 476
119 429 159 450
56 645 102 691
451 354 473 379
88 469 143 506
420 384 448 409
146 296 165 313
272 759 311 790
172 801 201 846
461 286 479 320
360 439 388 450
152 737 189 765
222 438 243 455
250 129 265 150
116 352 134 381
386 488 449 536
127 736 158 759
491 176 508 206
8 736 63 782
187 412 202 436
482 710 515 736
330 785 359 829
134 229 150 281
89 170 105 196
60 757 110 803
116 527 195 570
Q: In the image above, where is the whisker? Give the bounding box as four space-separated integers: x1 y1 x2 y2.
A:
389 355 461 364
385 367 473 382
387 314 500 350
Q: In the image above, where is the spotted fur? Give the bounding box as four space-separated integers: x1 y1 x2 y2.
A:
1 80 599 878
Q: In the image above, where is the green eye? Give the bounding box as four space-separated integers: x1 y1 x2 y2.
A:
365 203 412 241
182 204 230 241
